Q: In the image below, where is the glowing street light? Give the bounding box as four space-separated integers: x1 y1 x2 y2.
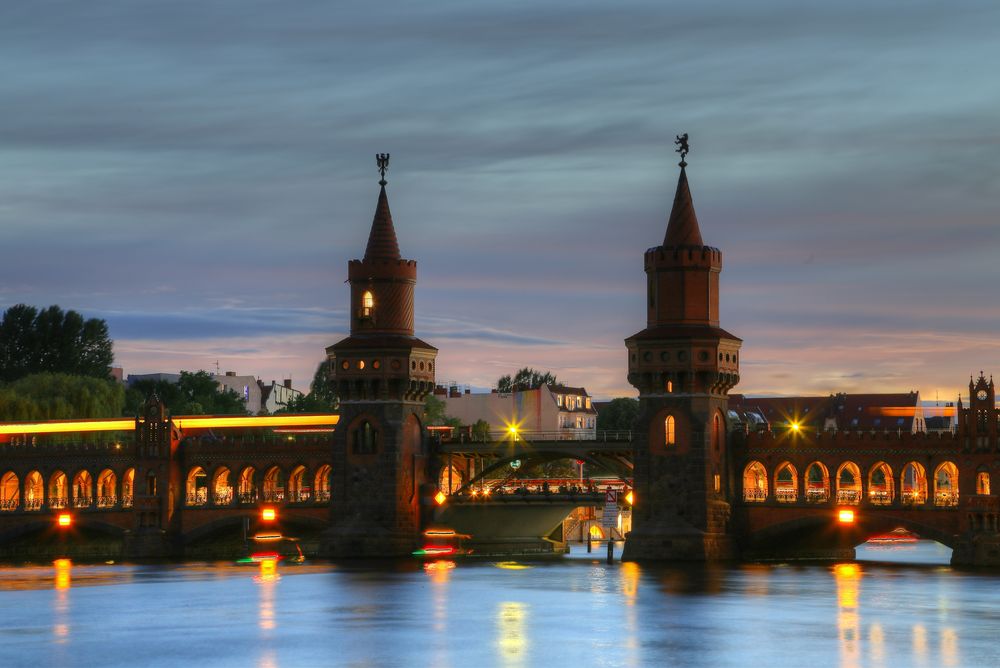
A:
790 421 801 433
507 425 519 441
838 509 855 524
434 491 447 506
261 507 277 522
57 513 72 528
625 491 634 506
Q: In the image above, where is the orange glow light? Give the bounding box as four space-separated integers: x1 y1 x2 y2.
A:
174 414 339 430
0 418 134 436
424 529 456 537
838 509 855 524
625 491 634 505
261 508 277 522
57 513 72 527
434 491 447 505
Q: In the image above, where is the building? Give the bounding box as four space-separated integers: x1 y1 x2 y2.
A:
126 371 263 415
259 379 304 414
729 392 925 434
439 383 597 438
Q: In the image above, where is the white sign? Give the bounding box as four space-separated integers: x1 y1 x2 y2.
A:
602 489 618 529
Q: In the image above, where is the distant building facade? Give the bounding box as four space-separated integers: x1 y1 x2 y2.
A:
259 379 304 413
729 392 926 434
439 383 597 438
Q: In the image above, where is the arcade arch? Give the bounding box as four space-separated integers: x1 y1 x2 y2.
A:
263 466 283 503
314 465 331 502
72 470 93 508
934 462 959 507
836 462 861 505
122 468 135 507
805 462 830 503
868 462 893 506
24 471 43 511
774 462 798 503
212 467 233 505
1 472 18 511
238 467 257 503
186 467 208 506
901 462 927 505
288 465 309 503
96 469 117 507
49 471 68 508
743 461 767 502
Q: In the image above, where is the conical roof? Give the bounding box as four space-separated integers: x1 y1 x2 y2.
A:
663 166 704 248
363 185 401 260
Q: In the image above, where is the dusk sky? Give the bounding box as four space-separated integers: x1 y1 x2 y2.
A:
1 2 998 401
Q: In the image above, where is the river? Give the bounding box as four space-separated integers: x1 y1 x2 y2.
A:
0 541 996 667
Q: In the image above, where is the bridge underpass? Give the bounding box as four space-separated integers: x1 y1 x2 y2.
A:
432 434 634 554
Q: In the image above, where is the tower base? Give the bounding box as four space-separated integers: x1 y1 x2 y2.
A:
622 523 733 562
320 520 417 559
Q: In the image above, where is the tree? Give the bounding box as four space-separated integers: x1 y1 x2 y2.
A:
471 419 491 442
496 367 558 393
0 304 114 382
275 360 338 414
124 370 247 416
424 394 461 428
0 373 124 421
596 397 640 432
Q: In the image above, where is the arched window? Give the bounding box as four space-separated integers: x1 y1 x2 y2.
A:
50 471 69 509
361 290 375 318
238 467 257 503
24 471 43 511
96 469 117 508
186 467 208 506
353 421 378 454
868 462 894 506
664 416 676 446
713 414 722 453
934 462 959 507
146 472 157 496
122 468 135 508
774 462 798 503
743 461 768 502
213 467 233 505
438 465 464 495
977 469 991 496
263 466 284 502
901 462 927 505
288 465 309 503
666 380 673 393
314 465 332 502
0 472 19 511
72 470 93 508
836 462 861 505
805 462 830 503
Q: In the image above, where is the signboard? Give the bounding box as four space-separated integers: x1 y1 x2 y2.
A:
602 489 618 529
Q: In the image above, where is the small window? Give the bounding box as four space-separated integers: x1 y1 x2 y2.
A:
897 418 905 425
361 290 375 317
851 418 858 426
585 397 592 409
556 395 563 407
666 381 673 393
665 416 676 446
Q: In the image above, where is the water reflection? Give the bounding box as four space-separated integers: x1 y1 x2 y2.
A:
255 559 278 632
497 601 528 666
940 627 959 667
53 558 71 644
912 624 928 667
834 562 860 668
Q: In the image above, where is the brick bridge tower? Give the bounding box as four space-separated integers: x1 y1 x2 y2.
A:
958 372 998 450
322 155 437 557
623 140 742 561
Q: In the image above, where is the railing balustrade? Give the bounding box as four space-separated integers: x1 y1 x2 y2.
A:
262 490 284 503
743 488 767 502
72 496 92 508
775 488 797 503
868 490 892 506
96 495 117 508
935 491 959 507
836 489 861 505
24 498 43 511
315 491 331 503
238 491 258 504
121 495 133 508
805 488 829 503
901 490 926 505
213 488 233 505
0 499 18 511
288 491 311 503
49 497 68 509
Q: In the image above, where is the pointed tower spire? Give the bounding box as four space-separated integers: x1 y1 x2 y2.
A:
364 153 401 261
664 134 704 248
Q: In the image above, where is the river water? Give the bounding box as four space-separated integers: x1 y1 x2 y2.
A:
0 541 996 668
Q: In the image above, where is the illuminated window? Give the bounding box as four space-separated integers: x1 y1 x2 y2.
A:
585 397 592 409
665 415 676 446
978 471 991 495
666 380 673 393
361 290 375 317
556 395 563 407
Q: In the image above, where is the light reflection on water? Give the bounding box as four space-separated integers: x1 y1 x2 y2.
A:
0 542 997 667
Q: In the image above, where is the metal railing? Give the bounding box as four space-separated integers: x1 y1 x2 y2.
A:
262 490 284 503
743 488 767 502
238 491 258 504
314 491 331 503
214 489 233 506
0 499 17 511
836 489 861 505
868 490 892 506
935 491 959 507
775 488 797 503
186 490 209 507
49 497 68 509
805 488 829 503
287 491 311 503
96 495 117 508
72 496 92 509
901 490 926 505
24 498 43 511
455 430 633 444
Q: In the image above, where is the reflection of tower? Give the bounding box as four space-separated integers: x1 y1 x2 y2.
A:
322 157 438 557
622 151 741 561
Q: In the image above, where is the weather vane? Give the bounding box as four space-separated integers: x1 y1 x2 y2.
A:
674 133 689 167
376 153 390 186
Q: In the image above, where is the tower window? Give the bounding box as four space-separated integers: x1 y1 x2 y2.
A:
361 290 375 318
665 415 676 446
666 380 673 393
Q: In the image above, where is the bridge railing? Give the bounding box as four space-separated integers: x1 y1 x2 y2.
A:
437 430 632 444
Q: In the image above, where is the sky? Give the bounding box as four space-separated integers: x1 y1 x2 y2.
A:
1 1 998 401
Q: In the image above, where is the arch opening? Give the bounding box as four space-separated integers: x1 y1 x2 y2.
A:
1 472 19 511
805 462 829 503
743 461 767 502
835 462 861 505
49 471 68 509
213 467 233 505
314 465 331 503
122 468 135 508
96 469 117 508
263 466 283 503
288 465 309 503
934 462 959 507
900 462 927 505
774 462 798 503
72 470 93 508
24 471 43 511
867 462 893 506
238 467 257 504
186 467 208 506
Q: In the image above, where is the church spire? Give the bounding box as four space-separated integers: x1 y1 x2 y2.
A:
363 153 401 261
663 134 704 248
663 166 704 248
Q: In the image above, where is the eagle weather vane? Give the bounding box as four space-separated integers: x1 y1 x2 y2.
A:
675 133 690 167
377 153 390 186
